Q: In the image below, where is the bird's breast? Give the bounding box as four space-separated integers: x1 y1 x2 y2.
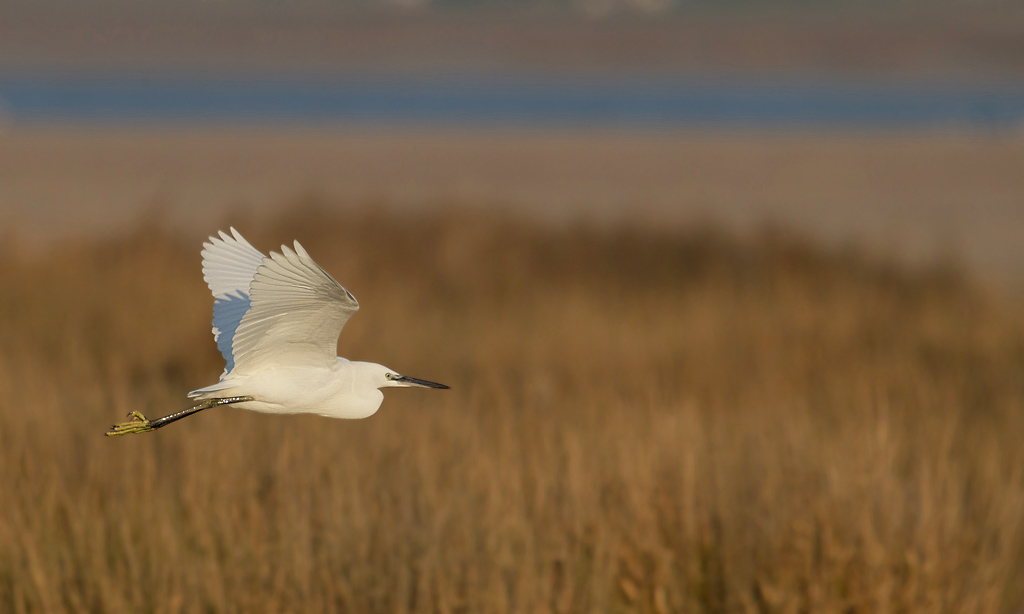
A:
233 365 382 420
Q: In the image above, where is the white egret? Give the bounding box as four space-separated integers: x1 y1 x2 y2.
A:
107 228 447 436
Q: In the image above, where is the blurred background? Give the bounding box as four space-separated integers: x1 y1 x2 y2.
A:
2 0 1024 278
2 1 1024 612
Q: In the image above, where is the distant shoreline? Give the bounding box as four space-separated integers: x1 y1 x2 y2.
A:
2 72 1023 129
3 125 1023 284
2 7 1023 78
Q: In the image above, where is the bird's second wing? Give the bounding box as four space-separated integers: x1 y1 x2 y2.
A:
229 240 360 373
202 228 267 374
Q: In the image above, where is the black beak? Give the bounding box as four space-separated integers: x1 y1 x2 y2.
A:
395 375 450 389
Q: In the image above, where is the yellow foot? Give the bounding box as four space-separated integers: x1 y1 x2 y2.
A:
106 411 155 436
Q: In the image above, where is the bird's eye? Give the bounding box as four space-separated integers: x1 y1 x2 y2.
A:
385 373 393 380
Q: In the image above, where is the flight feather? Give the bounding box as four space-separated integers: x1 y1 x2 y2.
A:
202 228 266 374
229 240 360 373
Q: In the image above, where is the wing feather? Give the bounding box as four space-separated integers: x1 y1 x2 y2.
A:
202 228 266 374
229 239 359 373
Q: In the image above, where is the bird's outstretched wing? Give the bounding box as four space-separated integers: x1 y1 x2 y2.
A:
229 239 360 374
202 228 266 374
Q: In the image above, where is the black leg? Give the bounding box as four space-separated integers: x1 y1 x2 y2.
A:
147 396 254 430
106 396 255 436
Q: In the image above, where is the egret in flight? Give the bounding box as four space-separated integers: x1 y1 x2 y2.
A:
107 228 448 436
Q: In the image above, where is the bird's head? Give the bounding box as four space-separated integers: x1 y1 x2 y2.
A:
369 363 449 390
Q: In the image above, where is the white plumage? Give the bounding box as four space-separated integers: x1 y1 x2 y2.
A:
107 228 447 436
201 228 359 376
201 228 266 374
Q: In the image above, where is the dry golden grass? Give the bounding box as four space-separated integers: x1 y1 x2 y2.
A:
1 207 1023 613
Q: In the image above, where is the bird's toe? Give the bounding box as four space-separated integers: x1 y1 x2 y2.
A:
106 412 155 436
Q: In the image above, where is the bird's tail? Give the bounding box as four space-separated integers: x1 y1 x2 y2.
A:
187 380 239 400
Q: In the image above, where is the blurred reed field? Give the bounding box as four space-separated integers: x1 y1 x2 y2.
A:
1 206 1024 613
